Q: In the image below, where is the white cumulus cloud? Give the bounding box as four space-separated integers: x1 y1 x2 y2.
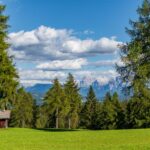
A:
36 58 88 70
8 26 121 61
18 69 119 87
7 26 122 86
63 37 120 54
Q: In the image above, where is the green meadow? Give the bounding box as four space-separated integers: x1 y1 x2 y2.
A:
0 128 150 150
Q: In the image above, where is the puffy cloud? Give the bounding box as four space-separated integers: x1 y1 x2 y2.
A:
7 26 122 86
18 69 118 87
96 76 113 85
21 80 52 87
74 70 118 85
8 26 72 61
75 70 118 77
8 48 26 59
19 70 66 80
90 60 116 67
89 58 123 67
8 26 121 61
36 58 88 70
19 69 67 86
35 58 123 71
63 37 120 54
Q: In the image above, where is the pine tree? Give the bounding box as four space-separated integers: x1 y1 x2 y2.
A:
43 78 69 128
126 96 150 128
116 0 150 129
35 105 49 128
116 0 150 98
0 5 18 110
64 73 81 129
32 99 38 128
10 88 34 127
98 92 117 129
112 92 125 129
80 86 100 129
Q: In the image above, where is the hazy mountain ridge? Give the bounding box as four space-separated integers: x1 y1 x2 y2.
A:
25 76 125 104
79 76 124 100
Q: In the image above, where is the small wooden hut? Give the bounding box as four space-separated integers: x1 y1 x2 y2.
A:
0 110 11 128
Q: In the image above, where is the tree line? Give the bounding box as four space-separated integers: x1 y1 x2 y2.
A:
36 76 125 130
9 73 150 130
33 75 150 130
0 0 150 129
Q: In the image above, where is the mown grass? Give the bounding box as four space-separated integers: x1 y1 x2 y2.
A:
0 128 150 150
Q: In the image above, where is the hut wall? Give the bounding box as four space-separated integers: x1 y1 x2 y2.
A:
0 119 6 128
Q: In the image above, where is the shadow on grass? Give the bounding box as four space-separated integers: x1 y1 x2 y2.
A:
34 128 79 132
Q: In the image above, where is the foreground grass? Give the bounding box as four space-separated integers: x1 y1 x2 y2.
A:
0 128 150 150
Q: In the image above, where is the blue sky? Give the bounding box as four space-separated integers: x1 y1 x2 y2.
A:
2 0 143 86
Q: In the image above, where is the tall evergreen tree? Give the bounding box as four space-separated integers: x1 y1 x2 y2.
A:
126 96 150 128
0 5 18 110
116 0 150 98
116 0 150 129
32 99 38 128
112 92 125 129
98 92 117 129
64 73 81 129
10 88 34 128
80 86 100 129
43 78 69 128
35 105 50 128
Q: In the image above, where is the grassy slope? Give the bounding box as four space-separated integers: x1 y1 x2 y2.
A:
0 128 150 150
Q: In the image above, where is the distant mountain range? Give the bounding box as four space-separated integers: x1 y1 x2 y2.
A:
25 77 127 104
79 76 125 100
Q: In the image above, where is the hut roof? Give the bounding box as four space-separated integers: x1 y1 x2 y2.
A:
0 110 11 119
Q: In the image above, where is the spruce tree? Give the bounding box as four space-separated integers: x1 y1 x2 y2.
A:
32 99 38 128
80 86 100 129
10 88 34 127
43 78 69 128
116 0 150 98
117 0 150 129
0 5 18 110
112 92 125 129
35 105 50 128
126 96 150 128
98 92 117 129
64 73 81 129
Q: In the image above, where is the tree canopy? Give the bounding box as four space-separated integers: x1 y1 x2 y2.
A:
0 5 18 110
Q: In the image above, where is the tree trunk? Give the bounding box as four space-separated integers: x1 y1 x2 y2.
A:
5 119 8 128
56 107 59 129
68 117 71 129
